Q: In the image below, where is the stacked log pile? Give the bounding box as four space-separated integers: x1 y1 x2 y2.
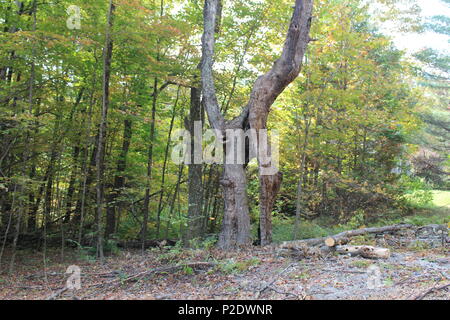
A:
278 223 449 260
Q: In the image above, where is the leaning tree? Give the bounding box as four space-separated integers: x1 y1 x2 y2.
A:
200 0 314 248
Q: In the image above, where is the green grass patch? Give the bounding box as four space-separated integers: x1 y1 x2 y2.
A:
430 190 450 208
270 190 448 243
350 260 372 269
217 257 261 274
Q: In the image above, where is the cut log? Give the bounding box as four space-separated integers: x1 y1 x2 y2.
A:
324 237 335 247
324 236 350 247
280 224 413 249
336 245 391 259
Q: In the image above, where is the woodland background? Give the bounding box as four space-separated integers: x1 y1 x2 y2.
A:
0 0 449 273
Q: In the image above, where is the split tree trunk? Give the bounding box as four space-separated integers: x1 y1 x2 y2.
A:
200 0 314 248
248 0 314 245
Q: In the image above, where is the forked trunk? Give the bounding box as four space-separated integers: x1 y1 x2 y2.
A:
200 0 313 248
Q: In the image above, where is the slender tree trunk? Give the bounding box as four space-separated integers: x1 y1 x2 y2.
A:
145 0 165 244
294 119 310 239
74 79 97 228
185 86 204 244
64 145 80 223
105 117 132 239
165 164 184 239
10 1 36 273
77 139 96 245
75 133 97 225
0 184 16 270
63 88 85 223
157 87 180 239
96 0 115 260
201 165 219 234
141 77 158 250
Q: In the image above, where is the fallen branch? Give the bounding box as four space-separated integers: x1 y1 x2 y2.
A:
121 262 216 283
256 263 296 299
414 283 450 300
6 285 45 290
266 286 303 300
46 287 68 300
87 262 216 288
321 269 366 274
280 224 414 249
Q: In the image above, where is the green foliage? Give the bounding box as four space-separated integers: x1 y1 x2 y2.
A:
200 235 219 250
0 0 444 251
66 239 97 262
272 214 332 242
156 241 185 263
396 176 433 208
403 213 449 226
350 260 372 269
407 240 431 251
217 258 261 274
340 209 366 230
182 265 194 275
104 239 121 256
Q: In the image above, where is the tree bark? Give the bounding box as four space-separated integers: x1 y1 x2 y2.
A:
218 163 251 248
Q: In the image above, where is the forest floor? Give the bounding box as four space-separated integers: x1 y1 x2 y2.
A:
0 241 448 300
1 192 449 300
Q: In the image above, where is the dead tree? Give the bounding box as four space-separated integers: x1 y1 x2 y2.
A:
200 0 314 248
